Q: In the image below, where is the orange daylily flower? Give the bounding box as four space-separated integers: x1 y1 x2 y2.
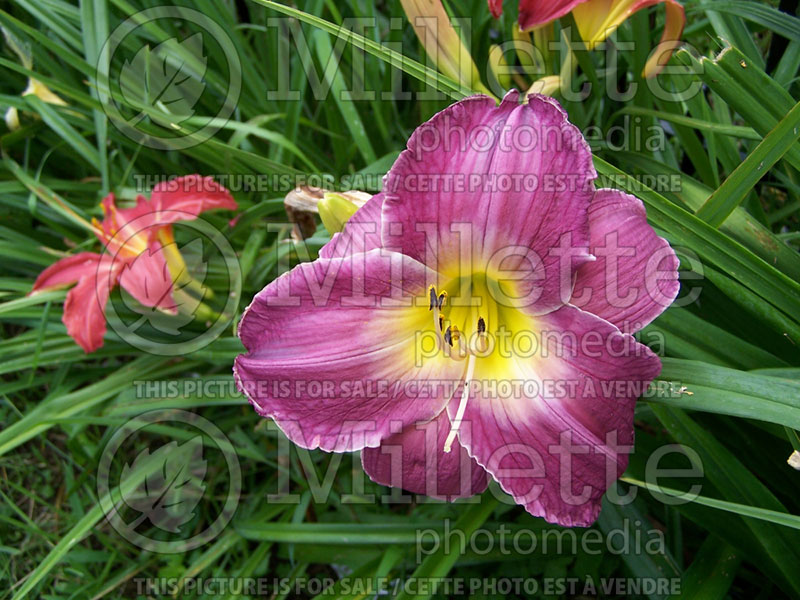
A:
490 0 686 78
31 175 237 352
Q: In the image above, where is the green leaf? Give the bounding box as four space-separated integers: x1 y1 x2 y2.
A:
693 1 800 43
615 107 760 140
10 441 176 599
597 495 680 600
394 496 497 600
0 356 192 457
675 47 800 172
609 151 800 283
650 358 800 429
312 29 376 164
670 535 739 600
247 0 470 100
236 521 436 545
622 476 800 533
695 100 800 227
648 406 800 595
23 96 99 167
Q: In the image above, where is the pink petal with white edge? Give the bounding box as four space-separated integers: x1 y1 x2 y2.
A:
319 193 384 259
571 189 679 333
452 305 661 526
234 249 466 453
31 252 103 292
361 409 488 500
381 92 595 315
118 242 178 314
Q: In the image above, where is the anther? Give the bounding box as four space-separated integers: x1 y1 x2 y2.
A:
443 326 453 347
428 286 437 311
475 316 488 353
438 291 447 310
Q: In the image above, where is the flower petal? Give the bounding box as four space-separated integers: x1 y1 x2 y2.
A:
319 193 384 259
361 409 489 500
118 242 178 313
642 0 685 78
31 252 102 292
400 0 487 93
148 174 237 220
62 257 117 353
234 249 466 452
487 0 503 19
518 0 588 31
318 192 360 234
572 0 686 77
571 189 679 332
94 193 149 259
114 175 237 234
572 0 618 46
452 305 661 526
382 91 595 314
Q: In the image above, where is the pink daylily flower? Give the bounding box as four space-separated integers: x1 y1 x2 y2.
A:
490 0 686 78
31 175 237 353
235 92 679 526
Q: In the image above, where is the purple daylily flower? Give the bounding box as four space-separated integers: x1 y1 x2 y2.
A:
235 91 679 526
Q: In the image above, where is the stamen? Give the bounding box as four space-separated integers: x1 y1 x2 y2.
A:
443 326 453 347
438 291 447 310
476 316 488 353
444 353 476 453
442 325 468 361
429 286 451 354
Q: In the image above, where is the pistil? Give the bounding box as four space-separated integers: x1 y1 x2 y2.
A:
443 352 476 453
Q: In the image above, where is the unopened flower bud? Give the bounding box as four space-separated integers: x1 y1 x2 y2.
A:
318 192 359 234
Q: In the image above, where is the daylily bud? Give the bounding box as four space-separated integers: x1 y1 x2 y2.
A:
512 26 548 79
5 80 69 130
526 75 562 97
489 0 685 79
569 0 686 78
400 0 494 97
3 26 67 130
789 451 800 471
4 107 20 131
318 192 359 234
488 44 513 92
